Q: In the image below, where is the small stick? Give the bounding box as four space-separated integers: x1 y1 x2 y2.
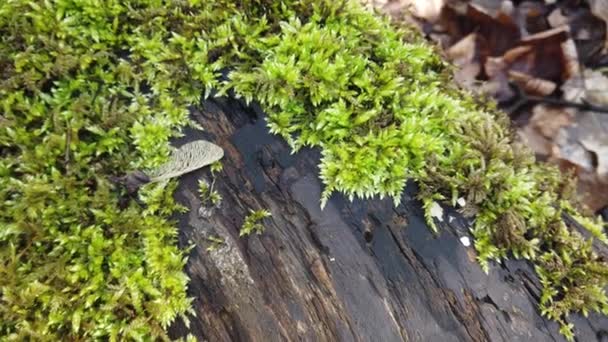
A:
505 82 608 114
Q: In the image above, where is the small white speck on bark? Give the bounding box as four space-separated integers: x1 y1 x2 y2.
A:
460 236 471 247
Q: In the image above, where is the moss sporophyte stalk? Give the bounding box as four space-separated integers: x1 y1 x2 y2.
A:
0 0 606 340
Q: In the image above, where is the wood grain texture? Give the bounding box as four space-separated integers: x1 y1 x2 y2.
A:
169 97 608 342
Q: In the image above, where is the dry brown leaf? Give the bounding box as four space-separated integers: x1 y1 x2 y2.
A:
501 45 534 64
554 129 594 171
466 3 521 56
508 70 556 96
561 39 580 81
432 3 520 57
554 153 608 212
478 77 514 102
574 174 608 212
446 33 478 65
446 33 482 88
470 0 506 17
553 111 608 210
483 46 532 87
454 63 482 90
518 104 573 157
516 1 552 35
562 69 608 104
484 55 507 79
547 8 569 28
577 113 608 180
518 124 552 156
386 0 445 21
588 0 608 51
530 104 574 139
520 26 568 43
482 45 535 101
581 70 608 105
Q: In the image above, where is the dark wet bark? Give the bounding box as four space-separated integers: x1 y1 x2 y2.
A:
168 97 608 342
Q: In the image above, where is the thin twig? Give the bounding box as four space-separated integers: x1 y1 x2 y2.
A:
525 95 608 114
505 82 608 114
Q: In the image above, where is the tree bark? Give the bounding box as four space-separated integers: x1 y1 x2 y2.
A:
169 97 608 342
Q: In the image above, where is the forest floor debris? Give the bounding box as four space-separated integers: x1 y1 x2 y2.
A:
368 0 608 212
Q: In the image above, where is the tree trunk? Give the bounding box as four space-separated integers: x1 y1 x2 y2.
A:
168 97 608 342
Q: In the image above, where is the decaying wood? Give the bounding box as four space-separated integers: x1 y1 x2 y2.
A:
168 97 608 342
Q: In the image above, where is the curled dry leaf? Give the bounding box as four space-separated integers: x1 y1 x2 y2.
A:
562 69 608 105
468 1 508 18
446 33 478 66
518 124 552 156
482 27 575 101
429 2 521 58
554 131 594 171
485 45 532 78
366 0 445 22
552 70 608 210
465 3 521 56
508 70 556 96
566 70 608 178
518 104 574 157
547 8 569 29
446 33 481 88
588 0 608 51
555 112 608 211
483 46 534 101
398 0 445 21
532 105 575 140
516 27 571 81
560 38 581 82
580 134 608 182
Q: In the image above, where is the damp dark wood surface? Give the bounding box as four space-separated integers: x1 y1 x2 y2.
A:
168 97 608 342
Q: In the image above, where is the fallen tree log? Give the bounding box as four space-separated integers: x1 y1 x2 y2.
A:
3 1 607 340
168 97 608 342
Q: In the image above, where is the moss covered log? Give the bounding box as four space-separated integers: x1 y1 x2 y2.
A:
0 0 606 340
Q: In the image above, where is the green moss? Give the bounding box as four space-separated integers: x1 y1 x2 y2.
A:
204 236 225 252
198 179 221 207
1 0 606 340
240 209 272 237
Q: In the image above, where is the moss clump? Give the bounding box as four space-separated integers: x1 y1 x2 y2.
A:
0 1 201 339
240 209 272 237
1 0 606 340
